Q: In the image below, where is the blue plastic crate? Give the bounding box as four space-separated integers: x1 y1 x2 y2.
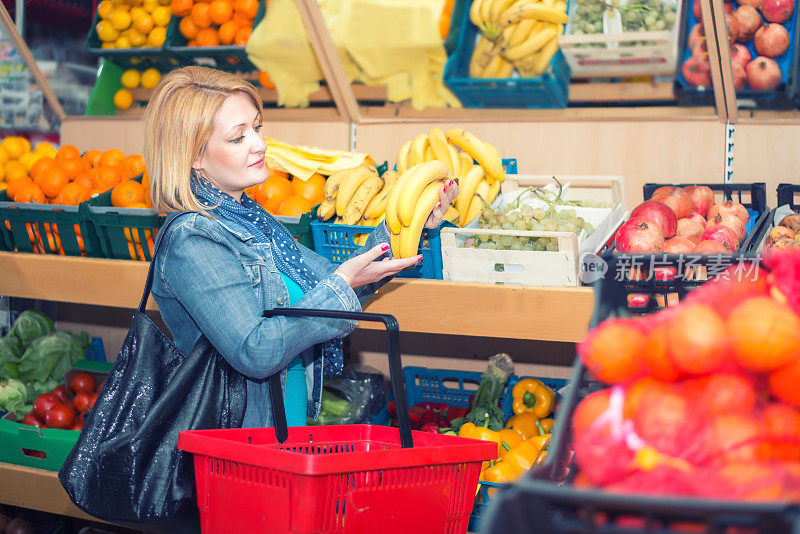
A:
443 0 571 108
85 337 107 362
310 220 446 279
674 0 800 109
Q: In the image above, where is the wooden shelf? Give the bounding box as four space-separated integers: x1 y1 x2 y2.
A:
0 252 594 342
0 462 97 521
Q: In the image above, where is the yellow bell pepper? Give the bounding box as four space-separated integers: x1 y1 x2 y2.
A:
481 460 517 484
496 428 524 458
511 378 555 418
459 421 503 470
501 434 551 480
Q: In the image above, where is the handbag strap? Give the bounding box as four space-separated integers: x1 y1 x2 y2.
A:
138 213 290 442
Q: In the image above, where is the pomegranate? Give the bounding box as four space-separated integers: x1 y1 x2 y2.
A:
766 225 796 247
677 218 705 243
768 238 800 250
694 239 732 253
694 0 703 19
708 199 749 224
683 185 715 217
733 5 763 42
747 56 782 89
726 13 742 43
630 200 678 238
760 0 794 22
702 224 740 251
689 23 705 51
689 211 707 225
665 236 697 253
615 217 665 253
654 266 678 280
739 0 762 9
651 186 693 219
682 57 712 86
731 43 753 68
779 213 800 231
733 62 748 89
755 24 790 57
707 212 747 244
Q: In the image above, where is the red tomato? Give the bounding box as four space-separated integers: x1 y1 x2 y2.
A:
98 380 105 392
70 415 84 431
33 393 62 421
21 412 44 429
68 372 96 395
45 404 75 429
73 392 92 414
87 393 98 411
51 385 72 403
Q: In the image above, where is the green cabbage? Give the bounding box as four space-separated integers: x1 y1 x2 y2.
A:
17 331 84 383
10 310 55 349
28 378 59 398
0 379 30 416
0 336 22 380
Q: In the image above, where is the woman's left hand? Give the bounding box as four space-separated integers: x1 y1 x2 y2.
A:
424 178 460 229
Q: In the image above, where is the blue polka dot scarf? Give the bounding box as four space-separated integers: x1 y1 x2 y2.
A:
191 174 344 377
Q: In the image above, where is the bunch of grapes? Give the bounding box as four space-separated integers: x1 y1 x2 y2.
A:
464 204 596 251
570 0 677 48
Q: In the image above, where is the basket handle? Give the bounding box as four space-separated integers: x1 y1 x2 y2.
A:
263 308 413 448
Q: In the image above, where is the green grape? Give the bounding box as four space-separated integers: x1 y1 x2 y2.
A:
521 243 535 251
532 241 544 251
546 242 559 252
478 242 496 250
585 223 595 235
514 220 526 230
544 220 558 232
576 217 586 228
532 208 545 221
565 222 577 233
510 240 523 251
478 233 490 242
502 222 514 230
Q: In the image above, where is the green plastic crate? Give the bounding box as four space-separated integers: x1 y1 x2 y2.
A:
275 210 315 250
83 175 166 261
85 60 128 116
164 0 266 71
0 191 102 257
85 11 181 71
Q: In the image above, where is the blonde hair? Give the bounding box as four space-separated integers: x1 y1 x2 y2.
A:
142 66 263 214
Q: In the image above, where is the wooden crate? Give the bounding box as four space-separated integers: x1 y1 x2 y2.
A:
558 0 683 78
440 175 627 286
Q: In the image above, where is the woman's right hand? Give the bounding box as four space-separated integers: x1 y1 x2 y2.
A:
334 243 421 289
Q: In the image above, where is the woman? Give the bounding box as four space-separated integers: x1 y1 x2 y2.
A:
143 66 458 428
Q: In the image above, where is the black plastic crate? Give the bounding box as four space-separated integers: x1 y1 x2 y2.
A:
777 183 800 209
673 0 800 110
480 253 799 534
84 11 181 71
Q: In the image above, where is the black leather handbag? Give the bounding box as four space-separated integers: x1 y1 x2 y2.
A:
58 214 248 533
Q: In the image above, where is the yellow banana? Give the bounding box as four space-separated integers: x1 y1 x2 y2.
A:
555 0 567 11
499 4 569 26
396 139 412 174
428 127 457 175
470 0 488 27
398 180 446 259
342 175 384 225
457 151 474 178
533 35 560 75
445 128 505 182
446 144 462 178
363 170 399 219
464 180 492 226
362 212 386 226
353 234 369 246
397 160 450 227
335 163 379 217
408 134 429 167
324 168 350 201
424 144 434 162
317 198 336 221
469 36 496 77
455 165 485 222
389 229 402 258
502 27 558 61
484 141 505 182
487 179 502 204
386 164 417 234
508 19 537 47
444 206 460 224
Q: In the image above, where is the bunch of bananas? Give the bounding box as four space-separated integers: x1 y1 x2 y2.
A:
468 0 569 78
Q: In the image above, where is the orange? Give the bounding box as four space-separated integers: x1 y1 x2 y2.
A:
171 0 193 16
56 144 81 163
179 15 199 39
111 179 147 207
5 161 28 182
123 154 147 179
218 20 238 44
14 182 45 204
666 303 728 376
258 70 275 89
256 174 292 213
99 148 125 169
60 158 86 181
125 227 152 244
233 25 251 46
187 39 198 46
74 173 94 192
39 166 68 198
196 27 220 46
728 296 800 373
278 195 313 217
267 167 289 180
208 0 233 24
6 176 33 199
54 182 91 205
291 173 325 204
82 149 103 168
190 3 212 28
2 137 26 160
232 11 251 27
233 0 258 19
93 166 122 191
578 318 646 384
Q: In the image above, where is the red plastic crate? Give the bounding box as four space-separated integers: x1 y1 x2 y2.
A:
178 424 496 534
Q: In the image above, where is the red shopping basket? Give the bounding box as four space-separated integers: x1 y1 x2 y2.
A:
178 309 497 534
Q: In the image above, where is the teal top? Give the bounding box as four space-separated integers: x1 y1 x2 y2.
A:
280 273 307 427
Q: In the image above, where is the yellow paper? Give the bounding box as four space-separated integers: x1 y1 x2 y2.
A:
264 137 370 181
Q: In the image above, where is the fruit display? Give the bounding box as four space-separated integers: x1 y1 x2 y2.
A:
115 67 162 111
246 167 325 217
569 0 678 40
614 185 753 254
572 251 800 503
468 0 570 78
94 0 173 49
0 137 56 195
0 310 92 420
681 0 797 91
764 210 800 251
172 0 259 47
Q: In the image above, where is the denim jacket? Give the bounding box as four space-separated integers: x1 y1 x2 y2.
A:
150 210 392 428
